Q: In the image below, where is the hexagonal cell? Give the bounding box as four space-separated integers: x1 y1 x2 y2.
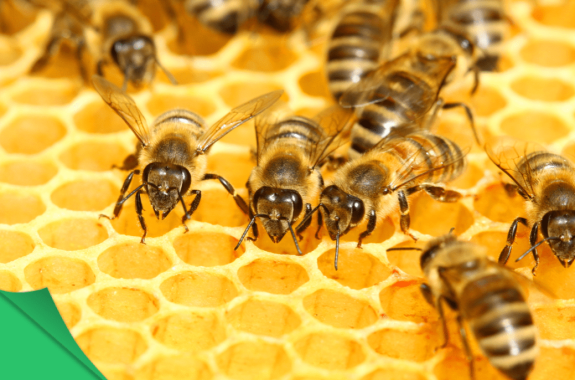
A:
73 101 129 134
215 119 256 147
51 180 118 211
54 301 81 329
433 346 505 380
449 163 484 190
304 289 378 329
226 298 300 337
160 271 238 307
253 221 322 256
12 83 79 105
75 327 147 364
87 287 159 322
151 311 226 352
0 160 58 186
470 231 531 270
216 340 291 380
0 271 22 292
294 333 365 370
38 219 108 251
410 194 474 236
219 82 285 109
379 280 438 323
206 151 254 189
299 71 331 98
333 216 395 246
192 187 249 228
173 232 244 267
511 76 574 102
0 0 37 35
474 183 526 223
317 248 391 290
232 42 298 72
434 118 486 155
24 256 95 294
368 326 441 362
361 369 425 380
469 86 507 117
0 115 66 154
59 141 129 171
530 347 575 380
98 242 171 279
520 40 575 67
147 93 216 118
387 241 427 277
98 368 133 380
157 67 222 85
237 258 309 294
0 230 34 263
534 305 575 340
135 354 213 380
0 192 45 224
532 4 575 29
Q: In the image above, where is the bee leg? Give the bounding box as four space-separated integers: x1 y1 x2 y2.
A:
421 185 463 203
442 102 480 145
502 183 517 197
75 38 89 83
422 282 452 351
499 217 528 265
357 209 376 249
398 190 417 241
100 170 141 220
203 173 249 215
185 190 202 220
113 154 139 171
135 190 147 244
315 208 323 240
296 203 313 240
529 221 540 276
96 59 107 76
30 36 63 73
456 314 476 380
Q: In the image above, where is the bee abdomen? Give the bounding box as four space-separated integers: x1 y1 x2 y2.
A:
327 8 390 100
265 117 322 151
187 0 253 34
461 274 537 380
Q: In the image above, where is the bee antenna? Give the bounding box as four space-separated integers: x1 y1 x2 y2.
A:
234 214 268 251
448 227 455 235
296 204 322 231
155 57 178 86
386 247 423 252
515 236 562 262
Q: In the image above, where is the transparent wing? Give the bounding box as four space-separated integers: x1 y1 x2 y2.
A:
370 132 468 191
197 90 283 154
309 106 354 168
92 75 150 146
485 139 547 200
253 108 285 165
339 52 455 118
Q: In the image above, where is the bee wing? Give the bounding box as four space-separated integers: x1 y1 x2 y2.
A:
485 139 546 200
374 133 469 191
196 90 283 154
92 75 150 146
254 109 284 166
309 106 354 168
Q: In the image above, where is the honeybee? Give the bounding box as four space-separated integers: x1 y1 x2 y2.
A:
487 142 575 274
299 131 466 269
92 75 282 243
436 0 509 71
416 234 538 380
257 0 310 33
326 0 399 102
235 106 353 254
92 1 176 90
29 0 92 80
185 0 260 35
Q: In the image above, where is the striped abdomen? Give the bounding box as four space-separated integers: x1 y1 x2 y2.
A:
154 109 205 139
460 273 537 380
389 132 466 186
517 151 575 190
263 116 323 154
326 4 393 101
186 0 258 34
443 0 507 71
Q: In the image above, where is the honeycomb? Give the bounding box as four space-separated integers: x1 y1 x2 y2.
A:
1 1 575 379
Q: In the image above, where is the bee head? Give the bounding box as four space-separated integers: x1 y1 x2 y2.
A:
419 233 458 272
143 163 191 220
252 186 303 243
542 210 575 268
111 35 156 87
319 185 365 241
